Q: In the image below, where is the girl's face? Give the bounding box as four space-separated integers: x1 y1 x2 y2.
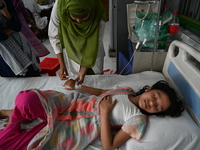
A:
70 13 90 23
138 89 171 114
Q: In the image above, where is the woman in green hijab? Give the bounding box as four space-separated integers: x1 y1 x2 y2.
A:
49 0 107 84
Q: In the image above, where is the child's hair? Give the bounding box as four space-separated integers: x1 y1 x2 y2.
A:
135 80 184 117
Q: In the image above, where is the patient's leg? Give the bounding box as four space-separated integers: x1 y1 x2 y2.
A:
0 109 32 127
0 109 13 126
10 90 47 123
0 109 13 119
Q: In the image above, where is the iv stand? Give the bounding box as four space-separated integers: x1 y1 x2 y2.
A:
151 0 162 71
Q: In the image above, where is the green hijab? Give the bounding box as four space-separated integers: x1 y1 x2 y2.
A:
57 0 106 70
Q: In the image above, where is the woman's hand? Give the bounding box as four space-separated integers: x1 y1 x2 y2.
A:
100 96 117 115
76 66 88 84
58 64 68 80
26 17 39 32
63 79 75 90
56 53 68 80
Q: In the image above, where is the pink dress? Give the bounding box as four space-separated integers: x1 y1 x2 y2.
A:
13 0 49 58
0 90 47 150
0 87 147 150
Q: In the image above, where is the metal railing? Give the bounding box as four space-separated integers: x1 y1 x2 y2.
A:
178 0 200 22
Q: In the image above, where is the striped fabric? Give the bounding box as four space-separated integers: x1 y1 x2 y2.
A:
27 87 146 150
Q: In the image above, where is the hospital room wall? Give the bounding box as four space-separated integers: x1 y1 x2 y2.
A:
165 0 180 12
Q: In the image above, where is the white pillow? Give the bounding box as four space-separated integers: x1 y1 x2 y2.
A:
121 110 200 150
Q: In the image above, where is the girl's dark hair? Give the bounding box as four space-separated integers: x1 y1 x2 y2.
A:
136 80 184 117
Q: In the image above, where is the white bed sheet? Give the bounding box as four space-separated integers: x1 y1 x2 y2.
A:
0 71 164 110
1 71 200 150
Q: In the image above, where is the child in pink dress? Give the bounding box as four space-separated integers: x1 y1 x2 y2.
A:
0 80 184 150
0 90 47 150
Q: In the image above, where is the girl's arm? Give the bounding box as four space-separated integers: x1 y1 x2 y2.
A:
100 96 131 150
63 79 109 96
80 85 108 96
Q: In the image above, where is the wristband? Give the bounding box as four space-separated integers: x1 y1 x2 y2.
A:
75 81 82 90
0 3 5 10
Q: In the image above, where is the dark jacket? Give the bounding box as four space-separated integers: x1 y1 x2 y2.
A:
0 0 21 41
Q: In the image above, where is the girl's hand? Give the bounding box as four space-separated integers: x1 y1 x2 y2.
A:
100 96 117 115
76 66 88 84
63 79 75 90
3 117 10 127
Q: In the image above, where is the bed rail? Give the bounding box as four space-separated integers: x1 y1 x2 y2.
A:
163 40 200 127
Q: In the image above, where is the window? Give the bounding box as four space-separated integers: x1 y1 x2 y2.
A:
178 0 200 37
179 0 200 21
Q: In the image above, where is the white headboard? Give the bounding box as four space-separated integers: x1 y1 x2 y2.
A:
162 40 200 127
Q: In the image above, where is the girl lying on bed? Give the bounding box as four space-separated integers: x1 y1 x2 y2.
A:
0 80 184 150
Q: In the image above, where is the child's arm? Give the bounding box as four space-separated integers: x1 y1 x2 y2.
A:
100 96 131 150
63 79 109 96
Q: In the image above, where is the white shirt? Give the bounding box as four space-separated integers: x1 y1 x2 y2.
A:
48 0 106 77
110 94 143 125
22 0 48 30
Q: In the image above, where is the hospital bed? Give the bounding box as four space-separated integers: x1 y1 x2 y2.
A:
0 40 200 149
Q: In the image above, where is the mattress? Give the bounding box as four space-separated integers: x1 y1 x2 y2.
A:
1 71 200 150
